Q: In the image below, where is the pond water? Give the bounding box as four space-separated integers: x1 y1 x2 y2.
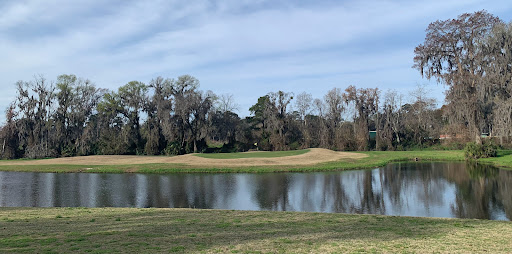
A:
0 162 511 220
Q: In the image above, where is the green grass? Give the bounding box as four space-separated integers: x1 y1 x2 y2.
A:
0 207 511 253
194 149 310 159
480 150 512 168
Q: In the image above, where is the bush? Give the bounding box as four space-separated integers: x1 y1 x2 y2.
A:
288 141 300 151
464 141 497 160
164 142 182 155
220 142 243 153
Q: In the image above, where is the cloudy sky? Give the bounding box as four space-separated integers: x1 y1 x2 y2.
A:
1 0 511 122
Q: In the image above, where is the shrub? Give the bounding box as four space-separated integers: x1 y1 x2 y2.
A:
164 142 182 155
288 141 300 151
220 142 244 153
464 141 497 160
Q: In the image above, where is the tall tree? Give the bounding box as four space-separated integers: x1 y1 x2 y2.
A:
186 90 216 153
413 10 501 142
171 75 215 153
144 77 173 155
344 86 379 151
14 76 56 158
118 81 148 154
380 90 403 150
295 92 313 147
0 104 19 159
96 91 125 154
482 22 512 141
209 93 240 145
324 88 347 150
403 86 439 146
249 95 271 150
266 91 293 151
55 74 103 156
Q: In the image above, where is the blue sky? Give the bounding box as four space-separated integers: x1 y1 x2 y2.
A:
1 0 512 123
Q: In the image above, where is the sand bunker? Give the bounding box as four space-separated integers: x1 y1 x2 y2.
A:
0 148 367 167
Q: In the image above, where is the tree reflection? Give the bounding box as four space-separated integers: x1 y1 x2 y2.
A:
252 174 291 211
354 170 385 214
321 174 349 213
445 162 504 220
465 161 498 179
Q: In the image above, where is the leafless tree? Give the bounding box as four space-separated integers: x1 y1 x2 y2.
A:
295 92 313 147
343 86 379 151
216 94 239 113
380 90 404 150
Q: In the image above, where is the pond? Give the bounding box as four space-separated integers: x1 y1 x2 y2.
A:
0 162 511 220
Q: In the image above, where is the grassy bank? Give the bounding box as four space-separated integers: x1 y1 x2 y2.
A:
480 150 512 168
0 150 475 174
1 208 511 253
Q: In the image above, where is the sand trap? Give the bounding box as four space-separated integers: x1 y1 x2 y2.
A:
0 148 367 167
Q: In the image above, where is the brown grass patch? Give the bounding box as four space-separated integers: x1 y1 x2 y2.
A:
0 148 366 167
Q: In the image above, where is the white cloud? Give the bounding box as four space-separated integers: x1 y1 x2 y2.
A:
0 0 511 123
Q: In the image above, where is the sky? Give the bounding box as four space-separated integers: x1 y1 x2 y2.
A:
1 0 512 123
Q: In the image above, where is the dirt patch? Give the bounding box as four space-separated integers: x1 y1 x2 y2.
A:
0 148 367 167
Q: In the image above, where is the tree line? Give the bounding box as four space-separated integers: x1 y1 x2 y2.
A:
0 73 443 159
0 10 510 159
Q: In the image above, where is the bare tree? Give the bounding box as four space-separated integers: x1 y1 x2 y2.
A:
216 94 239 113
380 90 403 150
323 88 347 150
405 86 438 146
324 88 344 125
295 92 313 147
343 86 379 151
312 98 329 148
295 92 312 122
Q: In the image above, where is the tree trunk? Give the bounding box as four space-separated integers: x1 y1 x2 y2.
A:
475 134 482 145
376 111 380 151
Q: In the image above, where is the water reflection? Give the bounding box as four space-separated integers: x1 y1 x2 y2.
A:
0 162 511 220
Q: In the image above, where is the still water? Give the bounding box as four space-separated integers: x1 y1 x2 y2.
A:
0 162 511 220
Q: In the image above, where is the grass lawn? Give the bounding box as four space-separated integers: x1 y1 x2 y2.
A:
480 150 512 168
0 207 511 253
194 149 310 159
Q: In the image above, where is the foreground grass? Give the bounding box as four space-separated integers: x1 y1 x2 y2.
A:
194 149 310 159
0 150 473 173
0 208 511 253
